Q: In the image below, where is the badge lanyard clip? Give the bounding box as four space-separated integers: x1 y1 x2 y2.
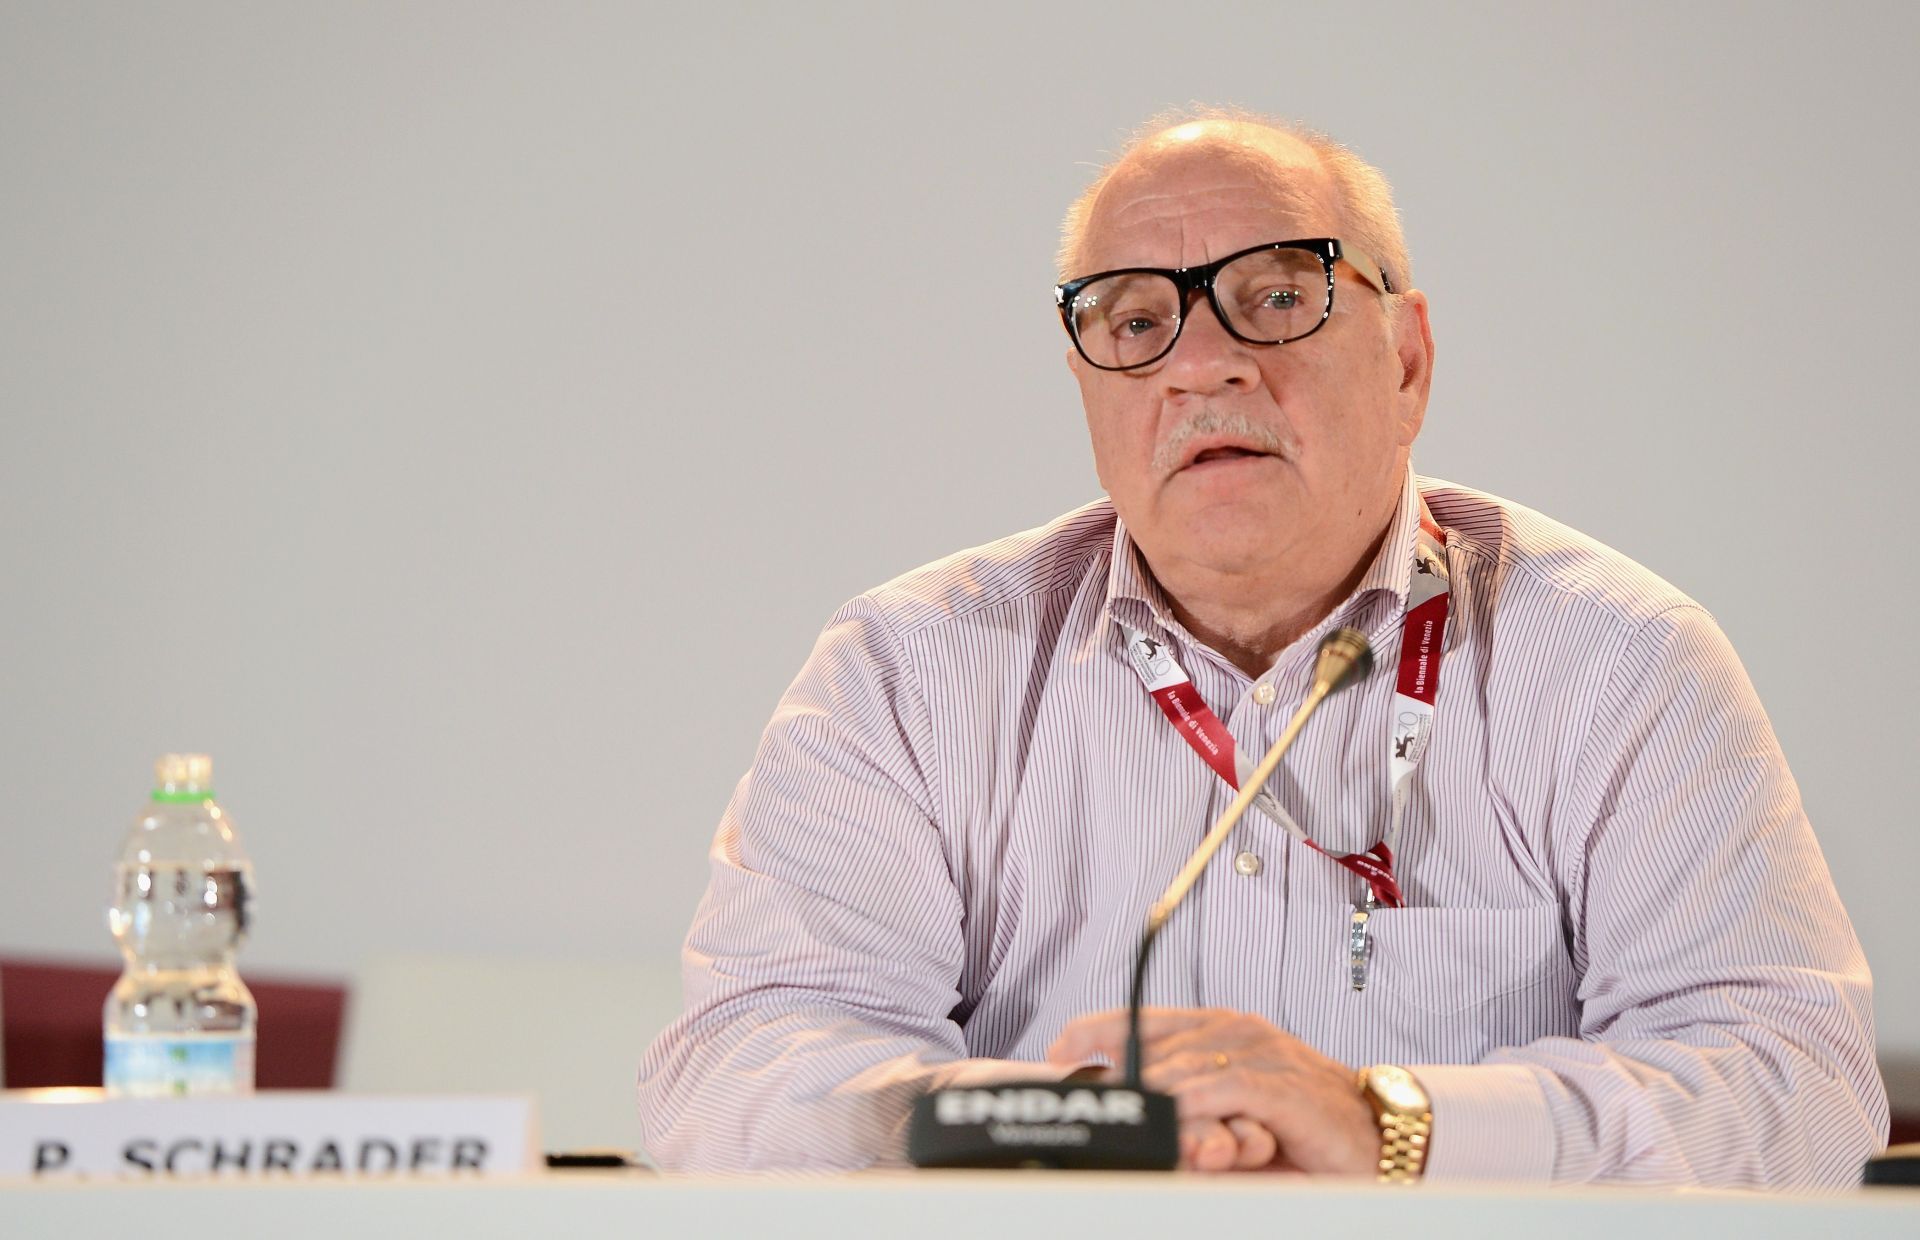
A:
1349 897 1375 990
1349 780 1412 991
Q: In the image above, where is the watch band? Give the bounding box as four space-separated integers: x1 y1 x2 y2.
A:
1357 1065 1432 1183
1373 1107 1431 1182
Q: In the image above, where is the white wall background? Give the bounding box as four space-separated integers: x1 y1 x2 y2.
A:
4 1 1917 1065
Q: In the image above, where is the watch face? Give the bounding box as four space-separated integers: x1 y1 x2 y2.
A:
1368 1065 1429 1112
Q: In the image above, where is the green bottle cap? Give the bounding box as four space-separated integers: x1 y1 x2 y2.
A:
152 753 215 803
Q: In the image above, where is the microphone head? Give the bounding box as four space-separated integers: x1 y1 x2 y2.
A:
1314 627 1374 697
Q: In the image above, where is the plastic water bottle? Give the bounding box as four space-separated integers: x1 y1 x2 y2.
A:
104 754 257 1097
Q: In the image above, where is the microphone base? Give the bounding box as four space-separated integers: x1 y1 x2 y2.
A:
908 1081 1178 1170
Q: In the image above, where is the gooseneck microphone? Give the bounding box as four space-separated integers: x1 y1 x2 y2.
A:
1122 626 1373 1088
909 628 1374 1169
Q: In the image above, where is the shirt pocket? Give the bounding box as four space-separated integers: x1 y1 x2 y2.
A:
1365 903 1572 1013
1347 902 1580 1063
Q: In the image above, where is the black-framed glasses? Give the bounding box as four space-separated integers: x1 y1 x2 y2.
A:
1054 238 1393 372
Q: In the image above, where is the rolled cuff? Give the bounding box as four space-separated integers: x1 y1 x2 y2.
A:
1410 1062 1557 1183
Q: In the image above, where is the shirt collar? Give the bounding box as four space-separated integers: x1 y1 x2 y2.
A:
1103 467 1423 637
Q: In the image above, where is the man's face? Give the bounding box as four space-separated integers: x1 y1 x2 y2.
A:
1068 134 1431 583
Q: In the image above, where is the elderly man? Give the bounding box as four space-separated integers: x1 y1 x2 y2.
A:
636 111 1886 1185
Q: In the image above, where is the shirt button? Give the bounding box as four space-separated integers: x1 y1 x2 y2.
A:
1233 851 1263 877
1252 682 1276 705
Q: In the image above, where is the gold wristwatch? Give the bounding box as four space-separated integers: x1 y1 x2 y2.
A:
1357 1064 1432 1182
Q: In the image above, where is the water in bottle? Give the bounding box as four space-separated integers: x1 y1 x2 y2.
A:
104 753 257 1097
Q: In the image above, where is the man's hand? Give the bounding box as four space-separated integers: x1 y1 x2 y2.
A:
1048 1007 1377 1175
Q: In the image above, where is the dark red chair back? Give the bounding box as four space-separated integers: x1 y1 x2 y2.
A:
1 957 346 1089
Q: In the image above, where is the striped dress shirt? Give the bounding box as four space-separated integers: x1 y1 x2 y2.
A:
637 472 1887 1185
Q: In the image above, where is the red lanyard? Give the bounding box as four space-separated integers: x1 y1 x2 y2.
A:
1119 506 1450 910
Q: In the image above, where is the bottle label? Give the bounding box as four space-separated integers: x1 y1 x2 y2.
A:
104 1033 255 1098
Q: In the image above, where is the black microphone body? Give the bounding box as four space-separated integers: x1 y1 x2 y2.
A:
909 629 1373 1170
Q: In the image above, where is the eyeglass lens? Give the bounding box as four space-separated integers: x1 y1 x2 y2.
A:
1068 248 1330 369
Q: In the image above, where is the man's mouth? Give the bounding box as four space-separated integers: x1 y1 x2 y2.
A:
1188 446 1270 466
1152 412 1294 475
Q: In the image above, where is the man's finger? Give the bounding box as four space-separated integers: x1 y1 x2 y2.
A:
1045 1008 1124 1064
1179 1118 1239 1173
1138 1018 1290 1071
1167 1071 1281 1128
1227 1117 1278 1170
1047 1006 1218 1064
1140 1047 1240 1094
1046 1010 1121 1064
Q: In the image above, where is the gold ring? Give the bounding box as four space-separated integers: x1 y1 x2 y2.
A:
1213 1052 1230 1071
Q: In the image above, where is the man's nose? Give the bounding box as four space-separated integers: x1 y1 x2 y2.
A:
1158 292 1260 396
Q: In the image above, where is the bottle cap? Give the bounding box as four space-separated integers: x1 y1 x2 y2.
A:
152 753 214 803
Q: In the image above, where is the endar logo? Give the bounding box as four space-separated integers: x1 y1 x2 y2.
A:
934 1088 1147 1126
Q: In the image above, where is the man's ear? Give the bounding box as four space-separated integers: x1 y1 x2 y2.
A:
1390 290 1434 446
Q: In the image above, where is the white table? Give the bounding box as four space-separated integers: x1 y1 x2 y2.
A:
4 1171 1917 1239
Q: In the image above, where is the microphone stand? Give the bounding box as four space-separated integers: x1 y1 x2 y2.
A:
910 628 1373 1169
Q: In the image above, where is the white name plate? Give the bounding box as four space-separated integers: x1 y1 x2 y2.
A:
0 1089 538 1180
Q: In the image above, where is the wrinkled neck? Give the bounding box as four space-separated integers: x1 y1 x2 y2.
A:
1150 496 1399 679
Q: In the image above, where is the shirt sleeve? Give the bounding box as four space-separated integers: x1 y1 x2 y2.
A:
1417 603 1887 1188
636 596 1068 1171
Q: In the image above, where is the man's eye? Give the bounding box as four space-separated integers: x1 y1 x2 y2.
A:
1111 312 1164 338
1260 288 1301 309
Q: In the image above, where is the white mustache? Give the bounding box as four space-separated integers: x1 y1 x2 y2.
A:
1152 409 1296 475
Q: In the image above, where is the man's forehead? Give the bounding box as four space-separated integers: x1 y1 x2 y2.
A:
1080 126 1340 271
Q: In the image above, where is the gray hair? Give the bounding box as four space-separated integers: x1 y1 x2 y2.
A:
1056 106 1412 294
